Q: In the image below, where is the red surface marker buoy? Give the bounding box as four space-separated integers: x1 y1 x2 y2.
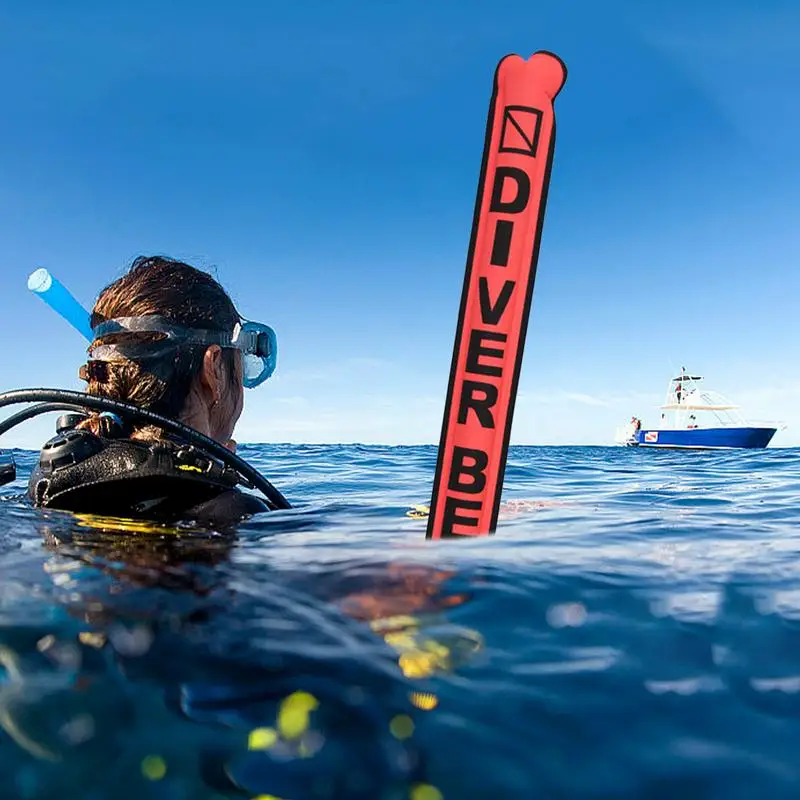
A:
427 51 567 540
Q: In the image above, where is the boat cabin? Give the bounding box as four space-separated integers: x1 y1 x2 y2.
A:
658 369 744 430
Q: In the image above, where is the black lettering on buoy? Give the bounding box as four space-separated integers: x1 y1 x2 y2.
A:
490 220 513 267
478 277 516 326
466 329 507 377
458 380 498 428
448 446 489 494
441 495 482 537
489 166 531 214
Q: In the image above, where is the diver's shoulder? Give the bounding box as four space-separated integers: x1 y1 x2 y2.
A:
28 430 268 523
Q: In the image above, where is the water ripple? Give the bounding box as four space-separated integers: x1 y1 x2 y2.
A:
1 445 800 797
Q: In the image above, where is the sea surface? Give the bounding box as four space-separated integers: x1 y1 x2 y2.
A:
2 443 800 799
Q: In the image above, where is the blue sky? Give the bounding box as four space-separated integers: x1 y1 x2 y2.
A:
1 0 799 448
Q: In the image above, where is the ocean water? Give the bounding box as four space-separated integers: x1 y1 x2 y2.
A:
2 443 800 799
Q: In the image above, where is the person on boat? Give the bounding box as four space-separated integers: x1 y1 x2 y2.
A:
27 256 278 527
675 382 683 404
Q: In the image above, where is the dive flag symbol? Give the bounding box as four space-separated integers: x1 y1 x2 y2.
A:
498 105 543 158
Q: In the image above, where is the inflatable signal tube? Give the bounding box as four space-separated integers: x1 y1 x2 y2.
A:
427 51 567 540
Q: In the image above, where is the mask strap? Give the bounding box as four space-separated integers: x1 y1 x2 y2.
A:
93 316 234 346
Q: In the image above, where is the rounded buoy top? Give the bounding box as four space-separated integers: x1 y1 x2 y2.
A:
498 51 567 101
529 50 568 98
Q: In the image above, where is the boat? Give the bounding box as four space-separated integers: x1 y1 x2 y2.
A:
614 368 782 450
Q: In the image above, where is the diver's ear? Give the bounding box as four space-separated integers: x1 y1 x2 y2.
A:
199 345 225 404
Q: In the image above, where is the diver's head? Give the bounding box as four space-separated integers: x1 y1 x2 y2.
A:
77 256 244 445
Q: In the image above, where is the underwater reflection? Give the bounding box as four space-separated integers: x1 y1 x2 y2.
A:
0 512 481 799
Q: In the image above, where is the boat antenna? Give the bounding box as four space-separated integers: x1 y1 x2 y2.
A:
667 357 678 380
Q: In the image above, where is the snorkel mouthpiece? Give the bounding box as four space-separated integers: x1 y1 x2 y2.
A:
28 268 93 341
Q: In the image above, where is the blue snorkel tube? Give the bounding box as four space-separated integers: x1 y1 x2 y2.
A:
27 268 93 341
0 268 93 487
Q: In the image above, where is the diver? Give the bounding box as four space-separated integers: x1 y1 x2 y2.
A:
11 255 291 526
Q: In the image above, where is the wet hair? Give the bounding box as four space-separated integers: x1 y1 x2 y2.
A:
77 255 240 438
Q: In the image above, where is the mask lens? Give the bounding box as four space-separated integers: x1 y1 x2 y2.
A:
237 321 277 388
243 353 266 385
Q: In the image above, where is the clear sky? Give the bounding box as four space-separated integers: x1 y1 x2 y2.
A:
1 0 799 449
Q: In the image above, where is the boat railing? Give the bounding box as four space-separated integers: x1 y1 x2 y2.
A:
747 418 788 431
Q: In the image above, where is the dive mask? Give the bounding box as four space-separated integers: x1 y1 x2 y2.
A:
90 315 277 388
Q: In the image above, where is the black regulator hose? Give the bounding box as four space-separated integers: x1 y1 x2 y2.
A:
0 389 291 511
0 402 88 438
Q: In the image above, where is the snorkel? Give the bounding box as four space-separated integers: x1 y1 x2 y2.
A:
27 268 93 342
0 270 93 488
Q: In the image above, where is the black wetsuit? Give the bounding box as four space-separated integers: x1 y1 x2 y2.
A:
28 429 269 527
